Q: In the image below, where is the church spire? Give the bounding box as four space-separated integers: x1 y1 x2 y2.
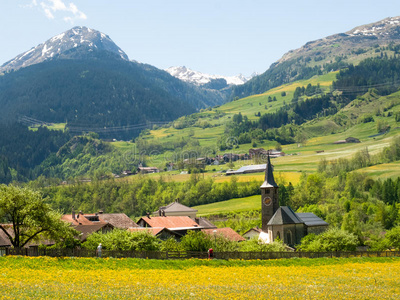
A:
260 153 278 188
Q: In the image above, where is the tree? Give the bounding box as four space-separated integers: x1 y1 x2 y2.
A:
0 185 77 249
385 226 400 250
180 231 213 251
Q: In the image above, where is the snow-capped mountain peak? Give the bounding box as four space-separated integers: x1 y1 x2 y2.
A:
1 26 128 73
347 16 400 37
166 66 251 86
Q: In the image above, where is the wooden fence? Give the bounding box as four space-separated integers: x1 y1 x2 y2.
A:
1 247 399 260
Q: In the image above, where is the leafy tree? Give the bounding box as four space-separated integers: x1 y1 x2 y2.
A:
0 185 77 249
385 226 400 250
180 231 213 251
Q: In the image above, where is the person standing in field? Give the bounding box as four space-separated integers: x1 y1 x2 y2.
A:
96 243 102 258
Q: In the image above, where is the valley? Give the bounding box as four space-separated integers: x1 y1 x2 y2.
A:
1 16 400 254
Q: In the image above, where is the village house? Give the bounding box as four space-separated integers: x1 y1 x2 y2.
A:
128 227 183 241
136 215 204 237
203 228 245 242
242 227 262 240
153 201 217 229
61 209 138 241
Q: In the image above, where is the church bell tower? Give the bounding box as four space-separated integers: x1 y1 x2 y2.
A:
261 154 279 232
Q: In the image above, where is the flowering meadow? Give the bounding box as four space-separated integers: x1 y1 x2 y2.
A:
0 256 399 299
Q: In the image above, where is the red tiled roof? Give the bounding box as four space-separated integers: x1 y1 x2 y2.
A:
62 214 108 226
203 228 246 242
99 213 138 228
139 216 200 229
128 227 165 236
62 213 137 228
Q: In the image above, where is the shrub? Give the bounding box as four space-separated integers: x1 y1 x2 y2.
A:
298 228 359 252
239 237 287 252
83 229 160 251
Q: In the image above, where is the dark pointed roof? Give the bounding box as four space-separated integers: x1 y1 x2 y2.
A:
260 154 278 188
154 201 198 215
296 213 329 227
267 206 304 225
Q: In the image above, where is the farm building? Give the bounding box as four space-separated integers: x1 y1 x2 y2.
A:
333 137 361 144
138 167 159 174
61 210 138 241
226 164 267 175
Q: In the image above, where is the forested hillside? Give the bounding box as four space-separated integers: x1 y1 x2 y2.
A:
0 51 227 139
0 123 70 184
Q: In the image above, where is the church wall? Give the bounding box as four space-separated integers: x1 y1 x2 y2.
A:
268 224 305 245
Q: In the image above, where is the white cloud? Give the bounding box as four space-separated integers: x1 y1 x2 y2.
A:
22 0 87 23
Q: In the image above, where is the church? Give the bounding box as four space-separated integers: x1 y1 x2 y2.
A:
260 155 328 247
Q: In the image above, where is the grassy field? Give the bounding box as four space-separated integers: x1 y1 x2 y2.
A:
193 195 260 216
1 256 399 299
29 123 66 132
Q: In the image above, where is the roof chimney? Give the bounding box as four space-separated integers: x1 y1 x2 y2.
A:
146 212 151 219
162 210 166 217
159 209 162 216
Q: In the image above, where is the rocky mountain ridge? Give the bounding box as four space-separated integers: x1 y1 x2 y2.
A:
0 26 128 73
166 66 251 86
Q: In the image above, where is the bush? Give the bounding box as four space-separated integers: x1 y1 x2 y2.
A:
239 237 287 252
160 237 185 252
298 228 359 252
83 229 160 251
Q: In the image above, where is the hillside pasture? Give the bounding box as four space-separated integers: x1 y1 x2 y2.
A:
193 195 260 216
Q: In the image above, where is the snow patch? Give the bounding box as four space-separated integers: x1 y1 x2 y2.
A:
51 33 65 42
41 44 53 57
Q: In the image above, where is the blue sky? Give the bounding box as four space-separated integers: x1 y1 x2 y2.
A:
2 0 400 76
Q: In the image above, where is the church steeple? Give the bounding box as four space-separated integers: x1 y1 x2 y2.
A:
260 154 278 188
261 153 279 231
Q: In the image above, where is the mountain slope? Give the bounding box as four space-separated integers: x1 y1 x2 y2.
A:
232 16 400 99
0 27 226 139
0 26 128 73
